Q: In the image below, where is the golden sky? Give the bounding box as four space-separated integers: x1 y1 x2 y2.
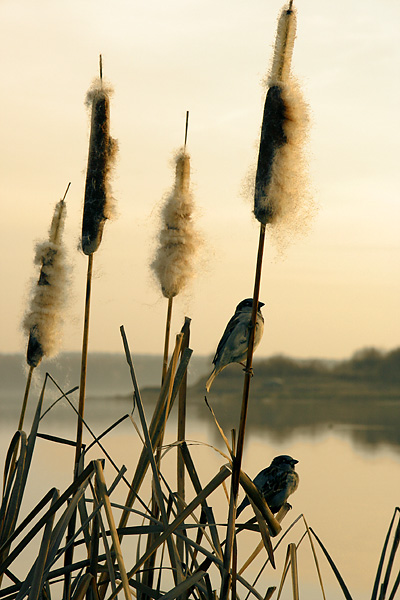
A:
1 0 399 360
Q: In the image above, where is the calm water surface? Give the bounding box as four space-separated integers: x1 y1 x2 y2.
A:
1 392 399 599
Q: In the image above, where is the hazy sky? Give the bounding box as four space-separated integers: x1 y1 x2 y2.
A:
1 0 399 361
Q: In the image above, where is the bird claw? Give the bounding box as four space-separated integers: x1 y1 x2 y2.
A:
242 366 254 377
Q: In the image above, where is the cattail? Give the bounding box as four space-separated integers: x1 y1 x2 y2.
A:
253 2 309 230
23 193 69 367
222 6 311 595
74 60 117 475
151 148 199 299
81 76 118 255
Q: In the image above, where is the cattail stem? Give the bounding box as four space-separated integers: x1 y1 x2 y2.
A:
177 317 190 495
161 296 173 384
176 318 190 561
63 253 93 599
221 223 266 600
74 252 94 469
8 365 35 481
18 365 34 432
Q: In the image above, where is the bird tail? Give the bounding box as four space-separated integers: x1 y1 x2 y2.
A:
205 369 217 393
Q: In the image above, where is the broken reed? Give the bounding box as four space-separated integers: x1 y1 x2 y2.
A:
221 3 309 598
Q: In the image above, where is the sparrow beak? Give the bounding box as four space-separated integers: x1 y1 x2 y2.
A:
291 459 299 466
258 301 265 308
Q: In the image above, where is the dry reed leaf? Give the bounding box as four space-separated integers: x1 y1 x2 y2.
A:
170 532 265 600
94 460 131 600
289 543 299 600
238 539 264 576
265 588 276 600
120 467 231 585
1 374 48 558
179 442 224 559
0 461 96 577
120 326 186 588
96 507 119 597
302 515 327 600
372 508 399 600
1 430 27 506
276 544 291 600
248 496 275 568
71 573 93 600
309 527 353 600
204 397 233 458
27 490 58 600
116 346 192 538
157 570 206 600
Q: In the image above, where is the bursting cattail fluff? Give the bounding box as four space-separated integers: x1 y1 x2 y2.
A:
254 3 311 233
23 199 69 367
151 149 199 298
81 78 118 255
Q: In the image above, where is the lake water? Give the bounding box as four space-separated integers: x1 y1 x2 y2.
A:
1 382 400 598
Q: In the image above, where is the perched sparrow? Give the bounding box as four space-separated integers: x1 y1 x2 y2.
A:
205 298 265 392
236 455 299 517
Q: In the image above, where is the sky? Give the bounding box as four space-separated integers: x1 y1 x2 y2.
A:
1 0 399 361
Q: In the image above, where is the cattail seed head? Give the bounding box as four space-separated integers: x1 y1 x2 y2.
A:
23 198 69 367
81 78 118 255
151 149 200 299
253 3 311 237
268 4 297 86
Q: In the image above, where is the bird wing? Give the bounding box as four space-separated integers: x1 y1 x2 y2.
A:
258 466 298 511
212 313 249 365
237 465 273 517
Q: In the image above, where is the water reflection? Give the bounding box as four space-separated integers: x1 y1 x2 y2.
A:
0 391 399 599
190 396 400 455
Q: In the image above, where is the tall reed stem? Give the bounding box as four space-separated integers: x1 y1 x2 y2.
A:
8 365 35 481
162 296 173 383
74 252 94 470
221 223 266 600
176 318 190 565
63 253 93 600
18 365 34 432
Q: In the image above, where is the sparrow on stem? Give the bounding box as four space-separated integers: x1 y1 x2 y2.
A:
205 298 265 392
236 455 299 517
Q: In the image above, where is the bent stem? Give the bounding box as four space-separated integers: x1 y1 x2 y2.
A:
221 222 267 599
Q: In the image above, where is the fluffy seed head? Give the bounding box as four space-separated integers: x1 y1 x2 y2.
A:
23 199 69 367
81 78 118 255
151 149 200 299
268 4 297 85
254 80 310 229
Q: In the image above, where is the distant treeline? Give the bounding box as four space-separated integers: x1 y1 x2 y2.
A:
255 347 400 382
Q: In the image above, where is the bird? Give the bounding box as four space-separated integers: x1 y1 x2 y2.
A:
236 455 299 517
205 298 265 392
